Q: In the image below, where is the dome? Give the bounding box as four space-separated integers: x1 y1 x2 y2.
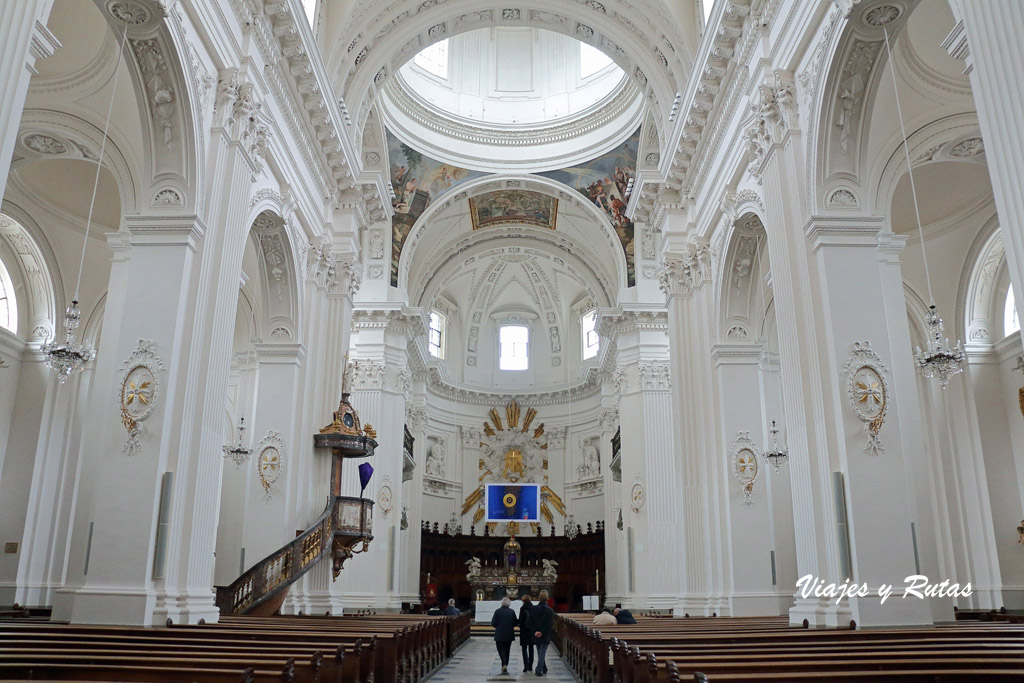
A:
379 28 644 172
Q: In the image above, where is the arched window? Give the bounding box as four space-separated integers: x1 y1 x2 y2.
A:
581 309 599 359
0 257 16 334
1005 285 1020 337
499 325 529 371
428 310 446 358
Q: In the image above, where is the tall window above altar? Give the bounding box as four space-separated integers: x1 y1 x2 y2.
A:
581 310 599 359
428 311 446 358
499 325 529 371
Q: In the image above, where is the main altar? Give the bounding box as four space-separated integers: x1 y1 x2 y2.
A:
467 536 556 608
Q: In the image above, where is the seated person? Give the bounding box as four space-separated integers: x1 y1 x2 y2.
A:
613 606 636 624
592 608 617 626
443 598 461 616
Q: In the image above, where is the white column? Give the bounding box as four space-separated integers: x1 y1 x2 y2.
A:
748 76 848 627
53 70 265 625
0 0 56 207
806 220 936 628
287 225 360 615
661 234 730 615
400 403 427 605
240 343 305 567
337 308 417 610
955 1 1024 344
598 400 626 604
0 346 47 604
712 344 779 616
603 308 676 609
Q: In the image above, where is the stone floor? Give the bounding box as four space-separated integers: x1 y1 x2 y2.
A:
430 637 577 682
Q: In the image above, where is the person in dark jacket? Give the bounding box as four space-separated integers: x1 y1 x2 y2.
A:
531 590 555 676
518 594 535 672
490 597 518 674
443 598 461 616
613 606 637 624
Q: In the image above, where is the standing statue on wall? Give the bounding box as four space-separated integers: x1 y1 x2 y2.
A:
426 437 446 477
550 326 561 353
577 438 600 479
466 556 482 582
369 230 385 259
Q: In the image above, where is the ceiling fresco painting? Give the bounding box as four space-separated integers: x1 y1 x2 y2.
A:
469 190 558 231
388 127 640 287
388 134 485 285
537 129 639 286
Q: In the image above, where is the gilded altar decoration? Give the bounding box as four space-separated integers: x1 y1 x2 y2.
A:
731 432 759 506
463 400 565 535
116 340 165 455
842 341 890 455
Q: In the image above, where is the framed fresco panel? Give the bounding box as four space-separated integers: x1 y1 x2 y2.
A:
469 190 558 230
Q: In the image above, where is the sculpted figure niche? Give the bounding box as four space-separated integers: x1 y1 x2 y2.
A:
426 437 446 478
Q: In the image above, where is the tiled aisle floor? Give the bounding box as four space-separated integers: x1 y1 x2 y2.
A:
430 637 577 683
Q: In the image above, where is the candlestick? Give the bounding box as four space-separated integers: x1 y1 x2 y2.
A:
595 569 600 593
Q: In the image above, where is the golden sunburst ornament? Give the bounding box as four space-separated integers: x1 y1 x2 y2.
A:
463 400 565 533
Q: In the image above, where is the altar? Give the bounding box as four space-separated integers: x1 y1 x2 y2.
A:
467 536 556 621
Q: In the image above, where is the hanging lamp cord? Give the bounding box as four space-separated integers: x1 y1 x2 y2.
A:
882 23 934 307
74 21 130 303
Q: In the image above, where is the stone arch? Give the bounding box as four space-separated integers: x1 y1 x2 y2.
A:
325 0 693 145
716 211 771 344
0 207 63 343
246 209 303 343
872 112 986 221
87 0 207 214
958 217 1012 346
808 0 921 214
398 175 629 294
15 109 140 217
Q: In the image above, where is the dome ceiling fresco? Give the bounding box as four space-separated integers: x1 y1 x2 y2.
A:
388 127 639 286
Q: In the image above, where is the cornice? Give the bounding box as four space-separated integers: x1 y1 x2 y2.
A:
631 0 755 223
597 306 669 338
380 71 645 171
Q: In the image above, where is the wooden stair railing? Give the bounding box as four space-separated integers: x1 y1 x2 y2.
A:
216 495 373 616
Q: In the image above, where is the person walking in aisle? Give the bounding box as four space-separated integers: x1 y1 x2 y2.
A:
491 596 518 675
531 590 555 676
519 594 536 672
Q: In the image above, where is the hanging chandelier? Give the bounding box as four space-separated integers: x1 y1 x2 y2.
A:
222 416 253 467
43 22 130 383
914 305 965 388
42 301 94 383
763 420 788 473
880 19 963 388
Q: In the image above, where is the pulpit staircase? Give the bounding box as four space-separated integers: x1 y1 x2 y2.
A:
215 394 379 616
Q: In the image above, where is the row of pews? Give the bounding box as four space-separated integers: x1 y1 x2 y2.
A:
0 611 470 682
556 613 1024 682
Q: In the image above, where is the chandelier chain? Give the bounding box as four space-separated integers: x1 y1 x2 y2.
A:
75 21 130 302
882 24 933 306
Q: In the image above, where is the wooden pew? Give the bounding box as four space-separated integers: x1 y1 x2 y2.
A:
556 614 1024 683
0 611 466 683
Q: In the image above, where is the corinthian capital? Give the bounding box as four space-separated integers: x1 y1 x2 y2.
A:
743 71 797 176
